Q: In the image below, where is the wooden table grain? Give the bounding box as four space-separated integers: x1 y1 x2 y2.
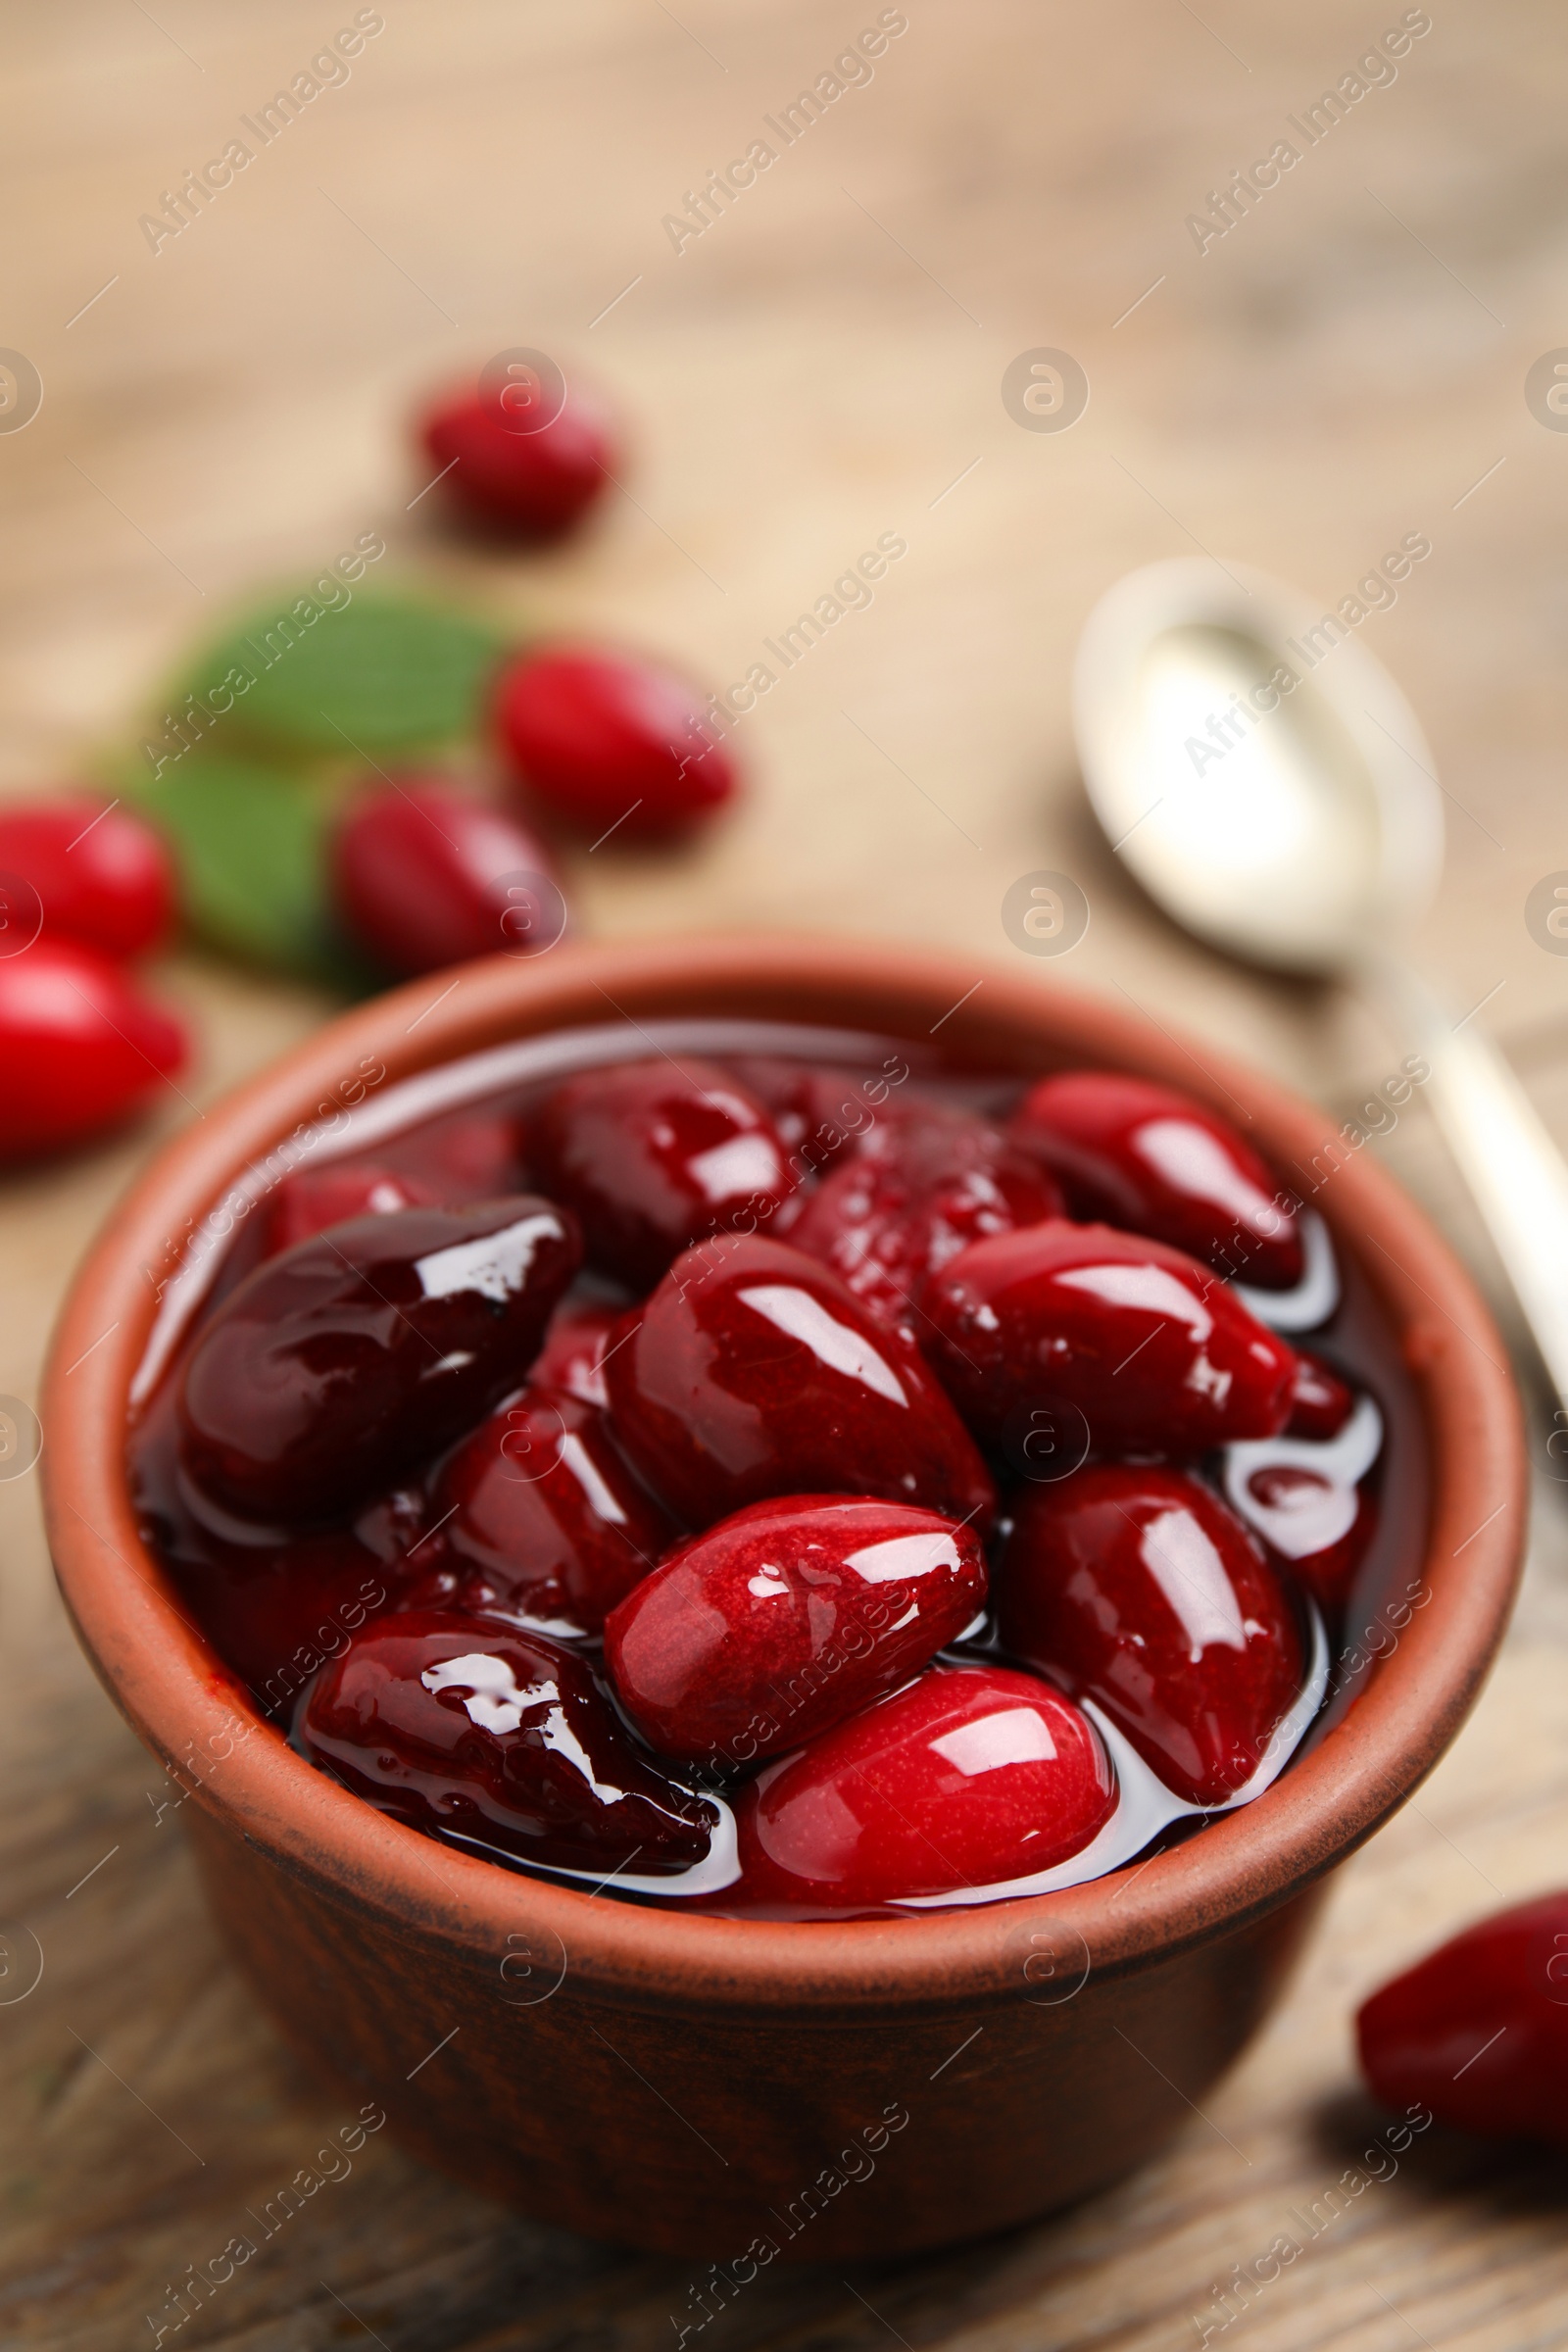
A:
4 2 1567 2344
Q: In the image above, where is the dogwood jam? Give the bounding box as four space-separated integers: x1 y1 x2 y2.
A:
127 1018 1426 1918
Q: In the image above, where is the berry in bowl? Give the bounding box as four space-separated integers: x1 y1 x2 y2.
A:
44 940 1523 2258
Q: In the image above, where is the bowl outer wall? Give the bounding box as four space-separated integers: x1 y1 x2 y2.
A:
42 934 1526 2022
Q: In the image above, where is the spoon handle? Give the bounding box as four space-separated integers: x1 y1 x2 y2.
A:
1378 961 1568 1409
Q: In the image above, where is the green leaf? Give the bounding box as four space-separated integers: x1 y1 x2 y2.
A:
127 752 371 987
168 588 512 759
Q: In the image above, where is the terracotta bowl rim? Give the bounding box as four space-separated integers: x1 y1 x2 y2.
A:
42 932 1527 2014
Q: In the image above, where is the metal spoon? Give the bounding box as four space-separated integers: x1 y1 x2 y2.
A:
1073 557 1568 1411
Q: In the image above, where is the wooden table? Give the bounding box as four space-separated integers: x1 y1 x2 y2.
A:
5 2 1567 2343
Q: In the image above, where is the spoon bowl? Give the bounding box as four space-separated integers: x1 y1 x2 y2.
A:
1073 560 1445 974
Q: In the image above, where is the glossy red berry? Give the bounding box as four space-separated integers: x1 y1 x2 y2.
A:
999 1463 1303 1808
417 375 615 539
262 1164 435 1257
532 1058 792 1289
494 645 737 838
374 1111 522 1200
1236 1461 1378 1619
331 780 564 976
530 1297 623 1406
0 793 175 958
604 1235 997 1533
924 1220 1297 1457
428 1384 675 1638
725 1057 914 1179
128 1377 421 1704
155 1494 401 1705
178 1199 579 1525
791 1107 1062 1338
0 937 187 1158
262 1113 525 1258
1008 1072 1302 1290
1285 1350 1354 1440
301 1612 716 1876
179 1528 402 1712
605 1494 987 1764
1358 1894 1568 2146
736 1664 1115 1908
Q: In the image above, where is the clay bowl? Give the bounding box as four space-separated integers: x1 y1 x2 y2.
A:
43 936 1524 2262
